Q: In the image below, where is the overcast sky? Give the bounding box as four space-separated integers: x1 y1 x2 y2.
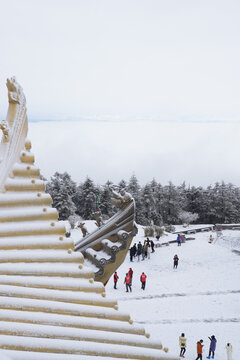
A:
0 0 240 186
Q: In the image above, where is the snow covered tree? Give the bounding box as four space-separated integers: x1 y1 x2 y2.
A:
68 214 81 229
185 186 203 214
127 174 143 224
139 183 156 225
161 182 181 224
225 183 240 223
46 170 240 225
127 175 140 195
149 179 163 226
178 210 199 225
99 181 115 219
73 177 100 220
177 182 188 211
118 179 127 189
46 172 77 220
209 182 240 223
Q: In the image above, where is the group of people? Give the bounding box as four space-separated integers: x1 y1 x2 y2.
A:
179 333 232 360
113 269 147 292
129 238 155 262
194 336 217 360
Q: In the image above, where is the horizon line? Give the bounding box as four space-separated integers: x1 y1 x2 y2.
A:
27 118 240 124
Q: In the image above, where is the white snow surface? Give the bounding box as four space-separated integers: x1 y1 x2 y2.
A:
105 226 240 360
0 351 12 360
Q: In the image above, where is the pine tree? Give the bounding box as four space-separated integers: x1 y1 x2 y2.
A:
186 186 201 213
46 172 77 220
139 183 156 225
210 182 240 223
99 181 115 218
74 177 99 220
162 182 181 224
118 179 127 189
127 175 143 224
148 179 163 226
46 170 240 225
177 182 188 212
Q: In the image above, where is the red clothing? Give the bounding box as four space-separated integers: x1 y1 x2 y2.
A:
197 342 203 354
129 268 133 278
140 273 147 282
125 275 131 284
114 273 118 282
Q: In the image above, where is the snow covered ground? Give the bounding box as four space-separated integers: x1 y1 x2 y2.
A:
104 227 240 360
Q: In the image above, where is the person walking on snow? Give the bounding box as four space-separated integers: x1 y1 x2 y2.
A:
113 271 119 289
144 241 148 259
207 335 217 359
177 234 181 246
133 243 137 257
226 343 232 360
195 339 204 360
150 239 155 253
137 241 142 262
129 245 136 262
179 333 186 357
140 272 147 290
146 243 151 259
128 267 133 285
142 242 146 260
173 254 179 269
124 273 132 292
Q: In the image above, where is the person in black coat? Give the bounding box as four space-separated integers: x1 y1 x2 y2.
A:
150 240 155 253
129 244 136 262
173 254 179 268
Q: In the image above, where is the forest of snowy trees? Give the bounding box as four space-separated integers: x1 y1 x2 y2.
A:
45 172 240 226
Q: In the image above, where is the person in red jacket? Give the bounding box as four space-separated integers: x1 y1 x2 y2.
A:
128 268 133 285
113 271 119 289
124 273 132 292
196 339 204 360
140 272 147 290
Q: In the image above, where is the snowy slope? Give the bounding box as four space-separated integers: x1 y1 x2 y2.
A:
106 227 240 360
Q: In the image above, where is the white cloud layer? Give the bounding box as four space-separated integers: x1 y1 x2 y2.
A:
28 120 240 186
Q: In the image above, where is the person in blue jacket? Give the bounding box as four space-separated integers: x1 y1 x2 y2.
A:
207 335 217 359
177 234 182 246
